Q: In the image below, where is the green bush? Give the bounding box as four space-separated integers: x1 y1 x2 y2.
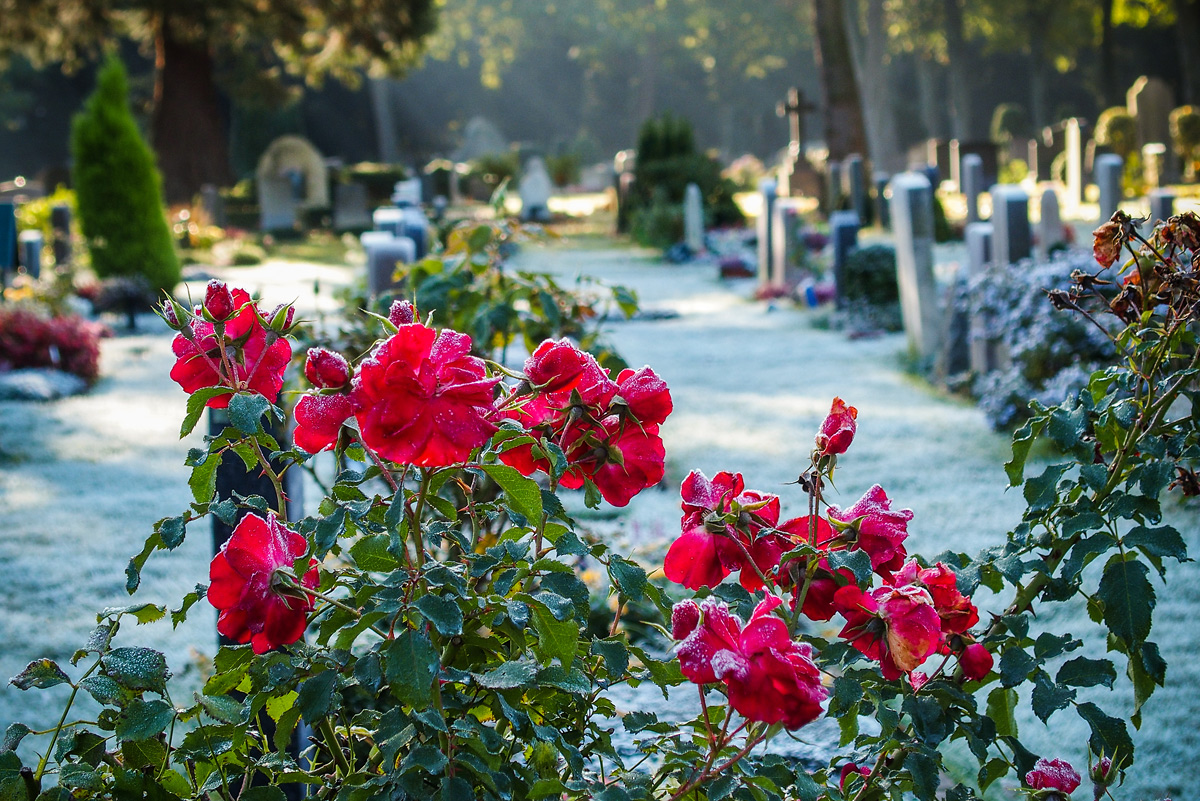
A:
71 56 179 295
1094 106 1139 159
933 192 955 242
989 103 1031 144
841 244 899 306
630 192 684 250
1170 105 1200 179
16 186 76 244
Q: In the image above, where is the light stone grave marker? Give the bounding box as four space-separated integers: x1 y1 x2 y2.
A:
683 183 704 253
961 154 985 224
890 172 940 360
362 231 416 297
1038 187 1065 258
770 197 806 287
990 185 1031 266
1095 154 1124 223
519 157 554 223
757 178 777 287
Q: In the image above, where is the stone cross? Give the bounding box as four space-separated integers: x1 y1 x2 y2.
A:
776 87 817 154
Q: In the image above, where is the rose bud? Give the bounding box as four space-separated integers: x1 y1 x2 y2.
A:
671 599 702 640
159 298 189 331
815 397 857 457
305 347 351 389
1091 756 1114 789
388 299 416 327
203 279 236 321
267 303 296 333
959 642 993 681
1026 757 1081 795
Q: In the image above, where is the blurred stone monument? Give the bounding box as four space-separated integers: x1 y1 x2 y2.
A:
775 87 821 199
1128 76 1177 184
256 135 329 231
519 157 554 222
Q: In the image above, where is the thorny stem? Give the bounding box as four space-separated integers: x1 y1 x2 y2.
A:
34 659 99 783
249 437 288 515
317 717 351 777
850 748 891 801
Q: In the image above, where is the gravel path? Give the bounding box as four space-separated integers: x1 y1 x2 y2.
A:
1 244 1195 799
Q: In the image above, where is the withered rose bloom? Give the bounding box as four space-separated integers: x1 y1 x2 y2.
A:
1092 219 1123 269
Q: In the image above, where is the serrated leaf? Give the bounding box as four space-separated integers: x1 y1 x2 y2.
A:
986 687 1018 737
79 675 124 705
1057 656 1117 688
181 387 233 437
115 697 174 742
1024 464 1068 511
349 534 401 572
101 647 170 693
1 724 30 753
11 659 70 690
416 594 464 637
197 692 244 724
1097 558 1155 647
474 660 538 689
1077 702 1135 764
482 464 543 523
314 506 346 557
1031 673 1075 722
999 646 1036 687
122 736 167 769
607 558 646 602
537 665 590 694
591 639 629 678
385 630 438 707
157 515 187 550
1005 417 1046 486
829 548 873 582
189 450 222 504
531 603 579 665
1124 525 1187 562
907 751 939 801
296 671 339 722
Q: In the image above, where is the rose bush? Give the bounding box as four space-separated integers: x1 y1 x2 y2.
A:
4 214 1198 800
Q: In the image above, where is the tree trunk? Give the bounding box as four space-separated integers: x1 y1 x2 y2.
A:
914 56 943 140
943 0 973 140
843 0 904 171
1028 23 1049 129
813 0 868 162
633 42 658 130
370 78 399 163
1176 0 1200 105
1099 0 1117 106
152 21 233 204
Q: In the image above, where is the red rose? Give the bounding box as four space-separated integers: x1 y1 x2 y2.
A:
1026 758 1082 794
353 323 499 467
207 513 318 654
388 299 416 326
675 597 826 730
839 764 872 794
615 366 673 426
671 599 702 640
170 288 292 409
827 485 912 579
895 560 979 634
576 416 666 507
294 393 354 454
304 347 351 389
959 642 993 681
524 338 598 393
815 396 857 457
203 279 236 321
663 470 785 591
835 583 941 680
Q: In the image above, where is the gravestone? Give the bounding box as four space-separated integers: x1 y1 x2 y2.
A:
373 206 430 259
920 164 940 190
1128 75 1176 182
1148 189 1175 224
362 231 417 297
1142 143 1167 188
964 222 997 375
683 183 704 253
843 155 869 224
1095 154 1124 222
614 150 636 234
519 157 554 222
757 178 778 286
1065 118 1085 212
770 197 806 287
961 154 985 224
18 229 43 279
890 172 940 359
1038 187 1065 258
950 141 999 189
0 202 14 285
873 172 891 229
257 135 329 231
825 161 844 214
829 210 861 309
392 178 423 207
50 204 71 267
200 184 225 227
990 185 1031 266
333 183 371 231
452 117 508 163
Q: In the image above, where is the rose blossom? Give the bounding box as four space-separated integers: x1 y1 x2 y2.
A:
894 560 979 635
524 338 597 392
170 287 291 409
815 396 857 457
827 485 912 579
834 583 942 680
293 394 354 454
1026 757 1082 795
304 347 350 389
388 299 416 326
674 596 827 729
353 322 499 467
959 642 993 681
207 513 318 654
663 470 786 591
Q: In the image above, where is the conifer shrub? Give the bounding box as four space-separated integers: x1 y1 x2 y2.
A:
71 56 180 295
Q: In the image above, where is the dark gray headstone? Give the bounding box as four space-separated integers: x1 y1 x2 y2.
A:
1148 189 1175 225
18 229 42 279
826 161 843 214
0 201 15 284
964 222 995 375
961 154 985 224
50 204 71 267
757 178 777 287
362 231 417 297
891 172 940 359
921 164 940 190
843 155 869 223
333 183 371 231
1095 154 1124 223
872 172 890 229
990 186 1031 266
829 210 861 309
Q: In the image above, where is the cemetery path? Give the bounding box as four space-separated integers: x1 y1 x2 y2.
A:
0 244 1195 798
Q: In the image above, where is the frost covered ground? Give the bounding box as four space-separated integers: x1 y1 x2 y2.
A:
1 243 1197 799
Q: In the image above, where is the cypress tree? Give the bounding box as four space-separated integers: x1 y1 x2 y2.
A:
71 56 180 295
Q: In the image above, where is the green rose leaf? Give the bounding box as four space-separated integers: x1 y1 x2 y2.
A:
531 603 579 665
385 630 438 708
228 392 273 435
474 660 538 690
115 697 174 742
416 594 464 637
1097 557 1155 647
101 647 170 693
482 464 543 524
1057 657 1117 688
0 724 30 754
10 659 71 691
181 387 234 437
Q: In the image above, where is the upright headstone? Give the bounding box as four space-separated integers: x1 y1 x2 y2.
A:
921 164 940 190
614 150 636 234
961 154 985 224
843 155 869 224
872 172 891 229
451 117 508 163
990 185 1032 266
392 178 423 207
757 178 778 287
825 161 844 214
1128 75 1176 182
1148 189 1175 224
683 183 704 253
362 231 417 297
829 211 861 308
373 207 430 260
50 204 71 267
964 222 997 375
200 184 226 228
770 198 806 287
258 178 299 232
256 135 329 227
0 202 16 285
1095 154 1124 223
518 157 554 222
333 183 371 231
1142 143 1167 188
1065 118 1084 212
18 229 43 279
1038 187 1065 258
890 173 940 359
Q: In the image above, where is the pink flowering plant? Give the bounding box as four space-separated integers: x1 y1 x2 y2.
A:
3 213 1198 800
